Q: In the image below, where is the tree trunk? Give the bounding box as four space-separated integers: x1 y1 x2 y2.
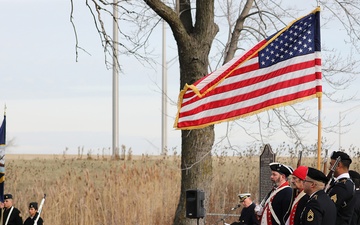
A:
171 10 218 222
144 1 218 224
173 127 214 225
172 2 217 223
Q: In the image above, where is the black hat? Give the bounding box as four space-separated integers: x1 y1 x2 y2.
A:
307 167 328 183
331 151 352 164
29 202 38 210
349 170 360 179
4 194 12 200
269 162 293 177
349 170 360 188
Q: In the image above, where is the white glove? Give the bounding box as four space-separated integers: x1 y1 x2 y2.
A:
254 204 264 216
224 223 230 225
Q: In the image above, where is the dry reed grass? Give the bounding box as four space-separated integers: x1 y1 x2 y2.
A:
5 154 360 225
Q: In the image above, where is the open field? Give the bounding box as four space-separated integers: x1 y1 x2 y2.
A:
5 154 360 225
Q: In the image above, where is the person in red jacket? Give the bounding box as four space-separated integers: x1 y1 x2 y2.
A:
285 165 309 225
255 162 293 225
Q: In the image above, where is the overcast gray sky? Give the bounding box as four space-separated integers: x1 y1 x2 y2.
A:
1 1 360 156
0 0 182 155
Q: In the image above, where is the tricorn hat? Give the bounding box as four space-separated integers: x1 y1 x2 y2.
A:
270 162 293 177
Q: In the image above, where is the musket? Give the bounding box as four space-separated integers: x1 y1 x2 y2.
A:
259 191 270 207
296 150 303 168
255 188 273 220
324 156 341 192
257 187 273 210
322 149 328 174
34 194 46 225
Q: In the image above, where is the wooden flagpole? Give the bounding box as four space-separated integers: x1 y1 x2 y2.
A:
317 5 322 171
317 96 322 170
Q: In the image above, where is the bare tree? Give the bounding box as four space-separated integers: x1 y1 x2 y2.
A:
70 1 360 224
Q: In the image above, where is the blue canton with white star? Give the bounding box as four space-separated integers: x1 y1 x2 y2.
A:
259 14 318 68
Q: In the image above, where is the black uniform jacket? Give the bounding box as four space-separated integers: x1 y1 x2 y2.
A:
327 177 356 225
2 206 23 225
300 190 336 225
23 212 43 225
350 189 360 225
268 185 293 225
238 202 259 225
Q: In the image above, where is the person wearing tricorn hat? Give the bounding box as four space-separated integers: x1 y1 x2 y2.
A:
285 166 309 225
326 151 356 225
1 194 23 225
300 167 336 225
23 202 43 225
230 193 259 225
255 162 293 225
349 170 360 225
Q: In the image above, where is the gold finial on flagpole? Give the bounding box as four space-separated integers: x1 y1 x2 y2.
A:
3 105 6 116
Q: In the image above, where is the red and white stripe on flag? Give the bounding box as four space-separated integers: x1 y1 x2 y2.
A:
174 7 322 130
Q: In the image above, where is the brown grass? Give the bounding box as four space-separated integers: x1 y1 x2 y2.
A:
5 154 360 225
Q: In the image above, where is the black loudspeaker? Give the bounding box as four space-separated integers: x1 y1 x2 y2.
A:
186 189 205 218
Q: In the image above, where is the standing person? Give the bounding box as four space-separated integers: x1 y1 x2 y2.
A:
300 167 336 225
326 151 356 225
0 201 4 225
230 193 259 225
23 202 43 225
2 194 22 225
255 162 293 225
285 166 309 225
349 170 360 225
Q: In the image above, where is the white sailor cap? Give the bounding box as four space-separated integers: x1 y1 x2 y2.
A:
238 193 251 202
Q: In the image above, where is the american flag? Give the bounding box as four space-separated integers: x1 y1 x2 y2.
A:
174 7 321 130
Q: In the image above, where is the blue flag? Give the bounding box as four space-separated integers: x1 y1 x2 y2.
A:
0 115 6 202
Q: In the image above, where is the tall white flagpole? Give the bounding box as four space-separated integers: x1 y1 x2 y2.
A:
161 19 167 155
112 1 119 158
